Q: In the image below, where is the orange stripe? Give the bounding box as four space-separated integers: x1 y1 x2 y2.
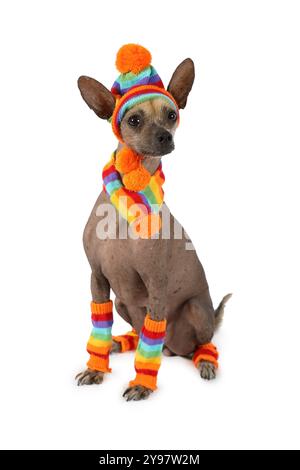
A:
144 314 167 333
87 344 111 356
193 353 218 368
129 374 157 391
201 343 218 354
87 354 111 373
91 300 113 315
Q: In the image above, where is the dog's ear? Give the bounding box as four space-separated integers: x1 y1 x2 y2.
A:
78 76 115 119
167 59 195 109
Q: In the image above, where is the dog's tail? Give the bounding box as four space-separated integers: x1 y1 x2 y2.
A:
214 293 232 331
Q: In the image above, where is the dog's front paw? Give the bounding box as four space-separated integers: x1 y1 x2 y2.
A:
197 361 217 381
75 368 104 386
123 385 152 401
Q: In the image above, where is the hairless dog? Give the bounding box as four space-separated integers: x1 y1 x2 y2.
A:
75 44 231 400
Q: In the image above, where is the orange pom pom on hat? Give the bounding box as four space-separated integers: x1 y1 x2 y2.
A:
111 44 179 142
115 44 152 75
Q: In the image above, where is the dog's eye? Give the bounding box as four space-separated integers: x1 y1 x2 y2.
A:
168 111 177 121
128 115 140 127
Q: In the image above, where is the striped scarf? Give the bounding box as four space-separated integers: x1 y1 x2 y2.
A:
102 154 165 233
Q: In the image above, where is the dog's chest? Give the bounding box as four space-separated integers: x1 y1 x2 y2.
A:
97 238 150 304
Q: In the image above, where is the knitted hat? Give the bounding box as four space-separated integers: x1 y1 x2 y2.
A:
111 44 179 142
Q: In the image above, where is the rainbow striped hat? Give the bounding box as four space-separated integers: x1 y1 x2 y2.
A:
111 44 179 142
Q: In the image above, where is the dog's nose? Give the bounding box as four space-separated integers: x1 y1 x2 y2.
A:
156 130 173 144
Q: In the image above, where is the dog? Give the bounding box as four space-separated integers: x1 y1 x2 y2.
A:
75 44 231 400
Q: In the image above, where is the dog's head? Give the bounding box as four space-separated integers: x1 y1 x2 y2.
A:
78 46 194 158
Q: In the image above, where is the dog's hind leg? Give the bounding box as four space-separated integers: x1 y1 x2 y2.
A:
111 299 145 353
175 294 217 381
112 330 139 353
193 344 219 380
76 271 112 386
187 293 232 380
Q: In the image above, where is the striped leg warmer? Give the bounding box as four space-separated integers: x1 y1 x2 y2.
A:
86 300 113 373
129 314 166 391
112 330 139 352
192 343 219 369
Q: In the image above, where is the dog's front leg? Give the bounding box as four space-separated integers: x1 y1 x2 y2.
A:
123 273 168 401
76 271 113 386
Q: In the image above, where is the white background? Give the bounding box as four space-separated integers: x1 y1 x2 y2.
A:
0 0 299 451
